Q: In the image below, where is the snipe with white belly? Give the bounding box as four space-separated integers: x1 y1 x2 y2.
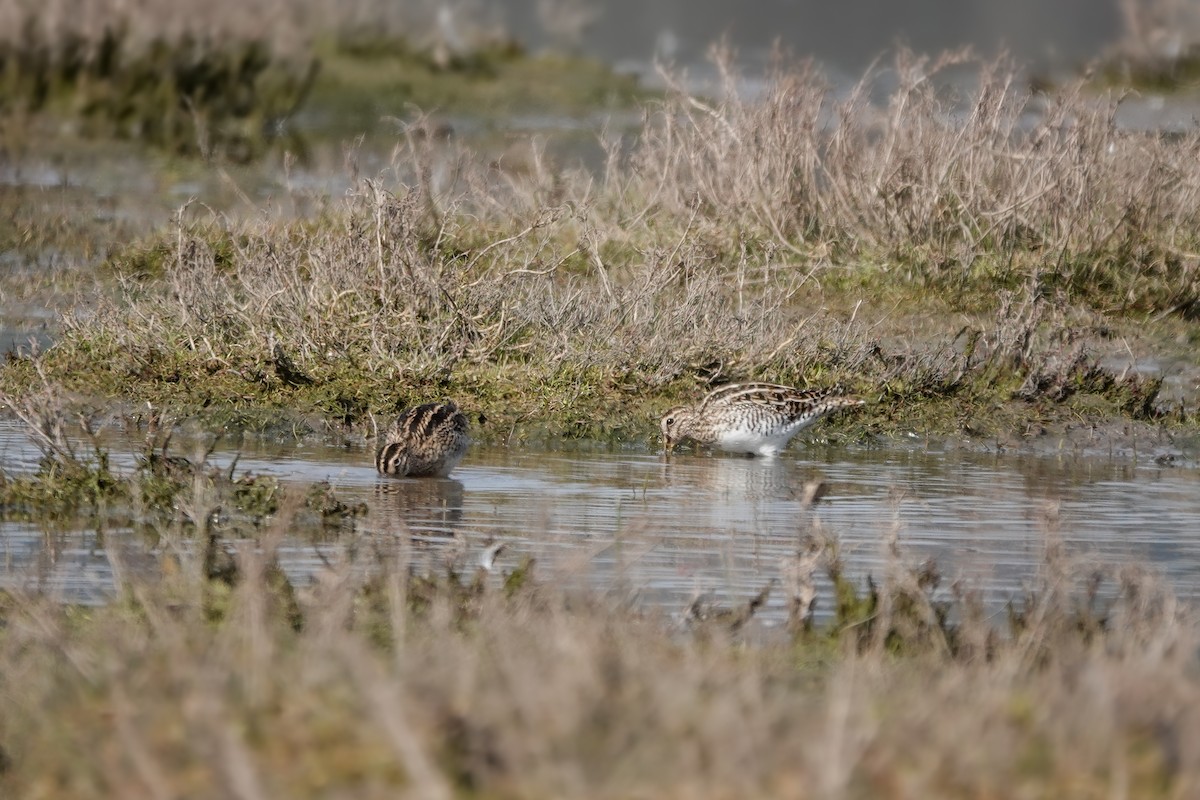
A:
660 382 863 457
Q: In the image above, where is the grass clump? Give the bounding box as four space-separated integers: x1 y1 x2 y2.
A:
3 50 1197 444
633 49 1200 319
18 176 1173 444
0 384 122 515
0 386 368 546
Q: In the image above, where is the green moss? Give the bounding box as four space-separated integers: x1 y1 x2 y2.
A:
1095 47 1200 93
307 36 652 125
817 235 1200 323
231 472 281 521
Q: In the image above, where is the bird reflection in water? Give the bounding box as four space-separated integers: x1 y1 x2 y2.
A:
373 477 466 538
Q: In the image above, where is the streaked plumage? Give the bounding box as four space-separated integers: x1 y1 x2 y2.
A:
375 401 470 478
660 382 863 457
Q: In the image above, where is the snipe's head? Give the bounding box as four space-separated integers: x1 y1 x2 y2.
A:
376 441 408 476
660 406 694 451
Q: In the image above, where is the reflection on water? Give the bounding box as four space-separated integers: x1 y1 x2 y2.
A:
0 523 114 606
2 417 1200 622
374 477 466 537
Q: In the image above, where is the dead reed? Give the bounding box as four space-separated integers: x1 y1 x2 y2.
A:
626 48 1200 314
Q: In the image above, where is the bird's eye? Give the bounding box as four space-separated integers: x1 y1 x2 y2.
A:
665 416 675 425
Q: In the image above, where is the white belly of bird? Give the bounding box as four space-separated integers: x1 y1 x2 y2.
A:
714 420 808 456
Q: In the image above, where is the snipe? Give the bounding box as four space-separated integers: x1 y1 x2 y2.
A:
661 383 863 457
375 401 470 478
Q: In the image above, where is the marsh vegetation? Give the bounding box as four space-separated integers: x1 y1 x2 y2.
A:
0 0 644 161
3 2 1200 796
3 435 1200 797
4 49 1193 446
1 396 1198 798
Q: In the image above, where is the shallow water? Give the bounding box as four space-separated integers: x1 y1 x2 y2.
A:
3 419 1199 624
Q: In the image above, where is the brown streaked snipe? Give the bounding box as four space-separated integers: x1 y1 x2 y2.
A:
660 382 864 457
375 401 470 478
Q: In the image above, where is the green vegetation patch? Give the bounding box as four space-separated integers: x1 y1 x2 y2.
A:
309 34 650 124
0 23 316 160
0 393 369 543
1094 47 1200 93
